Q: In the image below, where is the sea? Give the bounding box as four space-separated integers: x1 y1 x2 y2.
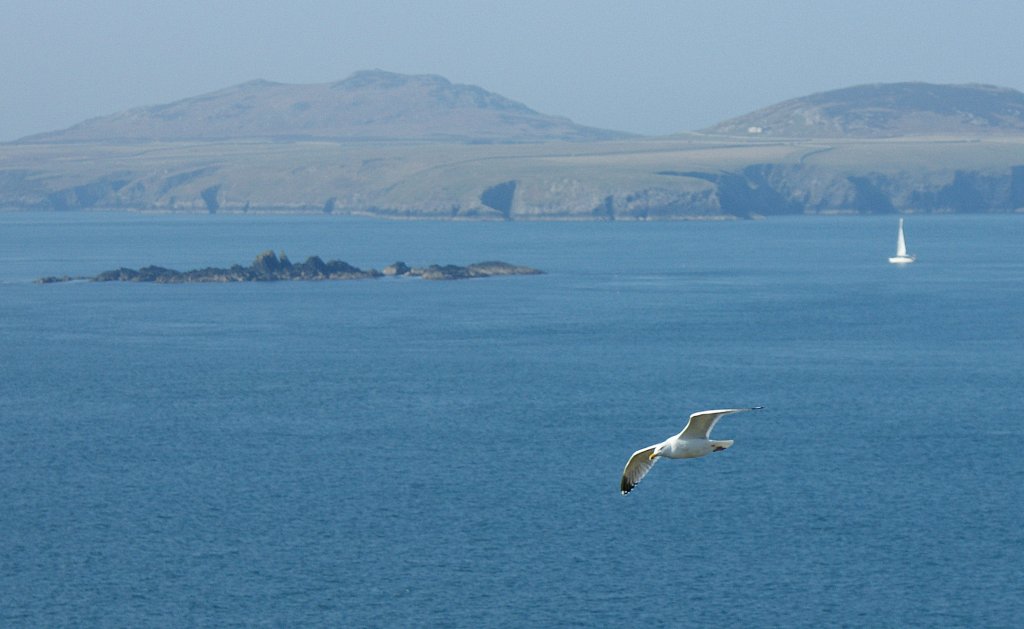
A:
1 211 1022 628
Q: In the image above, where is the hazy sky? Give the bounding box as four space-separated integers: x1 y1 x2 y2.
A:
3 0 1023 141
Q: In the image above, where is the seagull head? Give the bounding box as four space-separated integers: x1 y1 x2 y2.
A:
649 445 665 460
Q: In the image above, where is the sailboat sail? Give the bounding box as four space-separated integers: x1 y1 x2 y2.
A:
895 219 907 257
888 218 915 264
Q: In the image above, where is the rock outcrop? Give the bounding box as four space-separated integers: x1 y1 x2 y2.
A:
407 261 543 280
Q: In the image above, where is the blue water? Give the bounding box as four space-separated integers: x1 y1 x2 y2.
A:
1 212 1022 627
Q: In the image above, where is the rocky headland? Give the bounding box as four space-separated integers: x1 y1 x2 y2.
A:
6 75 1024 218
36 250 542 284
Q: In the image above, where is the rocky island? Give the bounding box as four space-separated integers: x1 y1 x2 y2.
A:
37 250 542 284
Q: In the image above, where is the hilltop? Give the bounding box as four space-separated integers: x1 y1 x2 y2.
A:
18 70 630 144
702 82 1024 138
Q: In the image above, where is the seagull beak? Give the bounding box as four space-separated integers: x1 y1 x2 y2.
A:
649 452 658 461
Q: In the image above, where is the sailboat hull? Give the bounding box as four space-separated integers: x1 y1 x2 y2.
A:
888 255 915 264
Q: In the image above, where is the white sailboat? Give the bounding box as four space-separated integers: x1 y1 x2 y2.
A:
888 218 916 264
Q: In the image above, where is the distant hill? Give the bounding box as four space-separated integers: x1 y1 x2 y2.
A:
703 82 1024 138
19 70 631 144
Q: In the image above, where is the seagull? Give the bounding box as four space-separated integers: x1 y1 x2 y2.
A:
620 407 763 495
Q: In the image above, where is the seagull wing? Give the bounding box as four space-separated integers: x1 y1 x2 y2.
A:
620 445 659 495
679 407 762 439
